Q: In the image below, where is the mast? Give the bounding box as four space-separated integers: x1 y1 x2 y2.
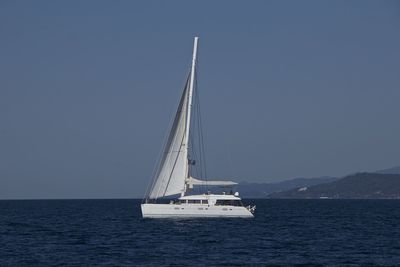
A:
182 36 199 197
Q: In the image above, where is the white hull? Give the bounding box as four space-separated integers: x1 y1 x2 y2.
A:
141 203 254 218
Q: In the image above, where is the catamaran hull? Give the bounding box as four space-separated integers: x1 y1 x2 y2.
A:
141 203 254 218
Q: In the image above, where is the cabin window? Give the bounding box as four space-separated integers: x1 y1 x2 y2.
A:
188 200 201 204
215 200 242 206
201 200 208 204
179 200 187 204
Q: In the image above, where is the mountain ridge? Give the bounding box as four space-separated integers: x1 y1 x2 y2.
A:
267 172 400 199
236 176 338 198
236 165 400 198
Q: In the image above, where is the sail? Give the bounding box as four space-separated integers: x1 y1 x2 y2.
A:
148 78 190 199
187 177 237 186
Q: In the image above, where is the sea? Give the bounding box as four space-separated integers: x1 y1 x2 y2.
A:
1 199 399 266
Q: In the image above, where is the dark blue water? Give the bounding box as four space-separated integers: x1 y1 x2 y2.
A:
1 199 400 266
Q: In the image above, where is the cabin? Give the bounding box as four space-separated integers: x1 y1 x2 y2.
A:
176 193 244 207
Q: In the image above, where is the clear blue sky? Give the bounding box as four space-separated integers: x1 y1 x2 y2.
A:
1 1 399 199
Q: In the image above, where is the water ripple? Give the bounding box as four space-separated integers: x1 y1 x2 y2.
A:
0 199 399 266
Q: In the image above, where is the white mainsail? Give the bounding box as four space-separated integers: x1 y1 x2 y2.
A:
149 80 189 199
148 37 236 200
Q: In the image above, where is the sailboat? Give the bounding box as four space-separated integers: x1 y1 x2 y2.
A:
141 37 255 218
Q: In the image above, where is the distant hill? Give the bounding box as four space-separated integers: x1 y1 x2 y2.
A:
375 166 400 174
268 173 400 199
236 176 338 198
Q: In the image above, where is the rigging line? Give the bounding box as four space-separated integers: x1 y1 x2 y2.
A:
194 83 205 192
188 67 205 193
194 67 208 192
197 103 208 193
189 127 198 178
191 139 201 194
188 71 203 191
190 67 202 192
